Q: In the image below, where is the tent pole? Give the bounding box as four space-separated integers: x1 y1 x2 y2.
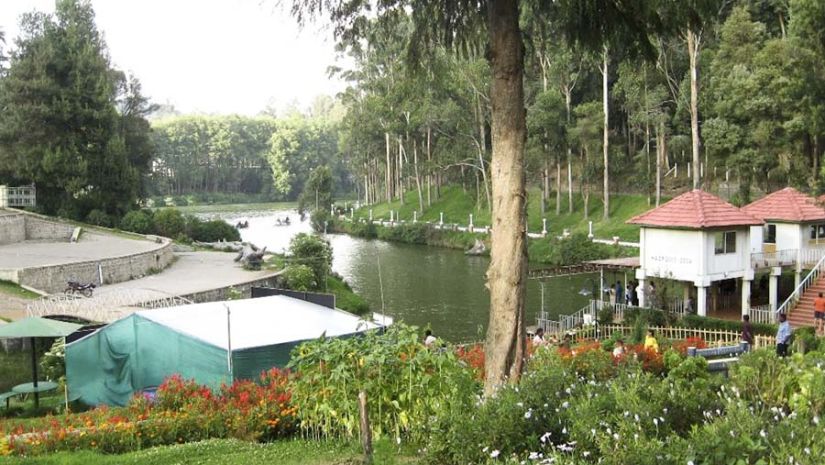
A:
225 304 233 382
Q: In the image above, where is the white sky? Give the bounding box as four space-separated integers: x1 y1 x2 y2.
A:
0 0 346 115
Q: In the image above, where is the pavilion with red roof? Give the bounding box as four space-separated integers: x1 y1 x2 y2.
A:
627 190 762 317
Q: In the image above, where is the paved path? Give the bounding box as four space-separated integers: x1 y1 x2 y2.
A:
25 251 280 322
0 232 158 269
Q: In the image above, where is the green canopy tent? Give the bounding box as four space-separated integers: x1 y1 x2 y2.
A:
0 317 82 408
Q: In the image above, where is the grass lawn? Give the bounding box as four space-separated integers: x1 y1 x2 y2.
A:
3 438 418 465
0 281 41 300
351 186 656 242
163 202 297 214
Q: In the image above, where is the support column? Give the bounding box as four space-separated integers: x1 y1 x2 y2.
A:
795 257 802 288
696 285 708 317
769 266 781 311
741 277 751 317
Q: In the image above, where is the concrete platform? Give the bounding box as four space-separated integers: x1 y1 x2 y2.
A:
0 232 158 269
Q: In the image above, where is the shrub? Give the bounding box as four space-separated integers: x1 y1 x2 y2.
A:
39 339 65 383
288 233 332 289
85 209 112 227
679 314 776 336
309 208 330 232
187 216 241 242
153 209 186 239
119 210 153 234
283 265 316 291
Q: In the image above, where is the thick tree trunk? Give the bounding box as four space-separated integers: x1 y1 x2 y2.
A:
484 0 527 397
601 46 610 219
687 29 701 189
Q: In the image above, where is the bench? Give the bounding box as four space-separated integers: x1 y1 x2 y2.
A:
0 391 18 409
688 342 750 372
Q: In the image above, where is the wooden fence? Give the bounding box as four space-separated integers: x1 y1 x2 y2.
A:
597 324 776 350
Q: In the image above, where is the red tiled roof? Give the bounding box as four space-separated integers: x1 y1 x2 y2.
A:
742 187 825 223
627 190 762 229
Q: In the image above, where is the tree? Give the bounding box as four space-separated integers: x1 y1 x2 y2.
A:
0 0 151 218
299 165 334 215
291 0 680 395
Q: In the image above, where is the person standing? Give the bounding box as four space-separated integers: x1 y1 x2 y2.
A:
814 292 825 336
532 328 546 346
741 314 754 347
776 314 792 357
647 282 658 309
615 281 624 306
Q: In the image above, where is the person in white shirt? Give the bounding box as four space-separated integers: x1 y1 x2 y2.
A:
612 339 626 357
424 329 437 347
532 328 546 346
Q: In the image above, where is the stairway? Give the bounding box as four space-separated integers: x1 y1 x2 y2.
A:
787 274 825 329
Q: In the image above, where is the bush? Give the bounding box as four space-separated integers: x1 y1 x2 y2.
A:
288 233 332 290
119 210 153 234
309 208 330 233
679 314 776 336
187 216 241 242
153 209 186 239
283 265 316 291
85 209 112 227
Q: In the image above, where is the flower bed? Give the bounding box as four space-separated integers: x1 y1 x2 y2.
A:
1 369 295 457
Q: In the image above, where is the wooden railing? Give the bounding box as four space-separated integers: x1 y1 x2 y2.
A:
598 324 776 349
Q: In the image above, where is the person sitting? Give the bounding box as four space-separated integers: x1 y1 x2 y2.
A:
424 329 437 347
644 330 659 353
532 328 546 346
612 339 626 357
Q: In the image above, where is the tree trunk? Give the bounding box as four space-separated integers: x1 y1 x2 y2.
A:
477 95 492 210
398 137 405 204
600 46 610 220
385 132 392 202
583 147 589 220
413 138 424 212
426 126 432 207
484 0 527 397
565 90 573 213
687 28 701 189
656 123 663 206
555 157 561 215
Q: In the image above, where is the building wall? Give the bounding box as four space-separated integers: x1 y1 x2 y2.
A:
0 214 25 245
703 227 751 280
775 223 802 251
640 228 702 282
16 240 175 293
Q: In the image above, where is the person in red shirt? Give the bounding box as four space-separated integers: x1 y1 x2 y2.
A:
814 292 825 336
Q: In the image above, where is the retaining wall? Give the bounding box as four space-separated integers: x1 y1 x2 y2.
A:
0 214 25 245
181 273 283 303
14 240 175 294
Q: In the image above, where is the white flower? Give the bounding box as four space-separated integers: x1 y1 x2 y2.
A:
653 418 659 426
759 430 767 438
688 461 695 465
525 410 533 419
529 452 541 460
562 401 569 409
540 432 552 443
490 449 500 458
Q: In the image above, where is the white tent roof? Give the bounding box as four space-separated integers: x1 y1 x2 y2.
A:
135 295 380 350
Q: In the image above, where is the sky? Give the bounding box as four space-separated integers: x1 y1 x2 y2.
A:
0 0 347 115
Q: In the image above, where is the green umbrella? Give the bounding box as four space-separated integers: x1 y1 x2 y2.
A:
0 317 83 408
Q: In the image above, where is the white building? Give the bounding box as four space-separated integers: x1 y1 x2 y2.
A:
628 190 763 317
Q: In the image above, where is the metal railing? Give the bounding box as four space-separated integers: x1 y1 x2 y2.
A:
27 289 193 323
799 246 825 266
751 248 798 269
538 299 687 338
776 252 825 316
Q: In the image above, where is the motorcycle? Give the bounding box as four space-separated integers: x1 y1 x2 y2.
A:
65 280 96 297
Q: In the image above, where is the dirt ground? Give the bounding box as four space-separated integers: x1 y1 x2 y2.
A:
0 292 29 320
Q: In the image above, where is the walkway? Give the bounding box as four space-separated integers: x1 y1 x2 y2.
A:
26 252 281 322
0 232 158 269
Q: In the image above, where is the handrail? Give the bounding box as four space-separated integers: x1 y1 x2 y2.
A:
776 251 825 315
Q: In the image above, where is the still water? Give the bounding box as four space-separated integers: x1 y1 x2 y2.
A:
210 209 598 342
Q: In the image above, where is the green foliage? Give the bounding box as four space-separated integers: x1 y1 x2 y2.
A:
85 209 112 228
39 339 65 383
299 165 334 215
119 210 153 234
185 216 241 242
0 0 152 219
309 208 330 233
287 324 477 443
283 265 316 291
288 233 332 291
152 209 186 239
326 274 370 316
679 314 776 336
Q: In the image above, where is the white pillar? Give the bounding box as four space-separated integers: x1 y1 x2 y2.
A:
638 278 646 307
389 210 394 223
439 212 443 225
769 267 781 311
542 218 547 237
697 285 708 317
469 214 473 232
588 221 594 239
413 211 417 223
600 268 604 303
350 208 354 220
331 203 335 215
369 209 373 221
741 278 751 316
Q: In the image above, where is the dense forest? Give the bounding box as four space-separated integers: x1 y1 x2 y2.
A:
1 0 824 224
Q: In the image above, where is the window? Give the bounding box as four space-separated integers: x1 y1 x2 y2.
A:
764 224 776 244
810 224 825 240
714 231 737 255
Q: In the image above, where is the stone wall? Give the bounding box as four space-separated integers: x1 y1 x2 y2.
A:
0 214 25 245
16 239 175 294
181 273 283 303
24 216 74 241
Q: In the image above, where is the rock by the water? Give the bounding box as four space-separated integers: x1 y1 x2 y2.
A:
465 239 486 255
